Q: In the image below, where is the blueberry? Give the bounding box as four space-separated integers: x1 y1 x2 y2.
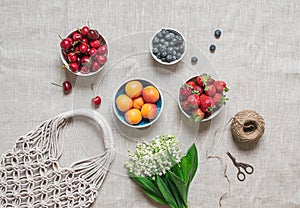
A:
172 38 177 44
152 37 160 45
214 29 221 38
209 44 216 53
174 46 180 52
161 29 167 36
179 45 185 53
163 41 170 47
152 47 159 55
176 53 182 58
161 52 167 58
191 56 198 64
159 45 166 52
156 52 161 59
169 32 175 39
166 55 172 62
169 41 175 47
165 34 171 41
161 57 166 62
167 47 174 54
176 35 183 43
160 38 165 44
157 32 163 38
172 50 177 56
172 56 177 61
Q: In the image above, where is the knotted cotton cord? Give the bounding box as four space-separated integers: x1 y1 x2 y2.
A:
1 109 114 208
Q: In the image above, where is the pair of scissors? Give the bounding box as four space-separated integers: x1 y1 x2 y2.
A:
226 152 254 181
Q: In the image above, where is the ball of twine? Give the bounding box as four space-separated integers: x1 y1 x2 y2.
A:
231 110 265 143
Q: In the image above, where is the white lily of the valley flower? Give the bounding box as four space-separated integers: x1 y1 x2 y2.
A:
125 135 181 178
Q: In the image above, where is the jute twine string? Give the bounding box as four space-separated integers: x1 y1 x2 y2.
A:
231 110 265 143
204 110 265 207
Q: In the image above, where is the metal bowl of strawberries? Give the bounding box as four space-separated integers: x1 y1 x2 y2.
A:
178 73 229 122
60 25 108 76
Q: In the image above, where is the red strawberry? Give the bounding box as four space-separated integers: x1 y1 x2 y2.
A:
191 108 205 122
205 85 216 97
181 101 191 112
192 86 203 95
186 81 197 89
199 94 213 113
196 74 210 87
213 93 229 107
214 81 229 93
207 77 215 85
187 94 201 109
179 84 192 101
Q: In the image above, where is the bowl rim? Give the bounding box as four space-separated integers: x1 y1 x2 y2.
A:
178 74 225 122
113 78 164 128
60 27 109 77
149 27 187 66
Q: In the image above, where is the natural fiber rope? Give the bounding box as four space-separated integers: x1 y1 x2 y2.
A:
231 110 265 143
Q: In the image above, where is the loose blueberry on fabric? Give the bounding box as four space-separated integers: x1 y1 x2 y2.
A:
191 56 198 64
210 44 216 53
214 29 222 39
152 29 185 63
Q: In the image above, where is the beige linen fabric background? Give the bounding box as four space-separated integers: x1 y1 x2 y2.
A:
0 0 299 207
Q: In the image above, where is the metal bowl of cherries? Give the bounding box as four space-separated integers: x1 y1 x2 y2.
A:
150 28 186 65
60 26 108 76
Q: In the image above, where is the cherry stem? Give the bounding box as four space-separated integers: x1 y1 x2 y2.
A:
58 34 63 40
91 84 96 96
61 65 67 70
87 20 90 28
51 83 63 88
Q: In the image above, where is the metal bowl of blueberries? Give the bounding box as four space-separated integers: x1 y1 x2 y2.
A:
150 28 186 65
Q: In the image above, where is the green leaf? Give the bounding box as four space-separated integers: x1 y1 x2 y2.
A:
156 175 178 208
165 173 182 208
180 144 198 188
169 171 188 206
186 143 198 186
172 163 184 180
130 175 167 205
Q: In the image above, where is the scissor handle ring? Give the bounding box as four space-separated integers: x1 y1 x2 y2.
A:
237 171 246 181
244 165 254 174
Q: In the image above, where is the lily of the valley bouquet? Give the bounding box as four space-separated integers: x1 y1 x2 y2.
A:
125 135 198 208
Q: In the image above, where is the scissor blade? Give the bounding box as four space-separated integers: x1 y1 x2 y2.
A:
226 151 236 163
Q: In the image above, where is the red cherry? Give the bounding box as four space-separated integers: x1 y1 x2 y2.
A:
81 56 90 64
81 38 88 44
81 26 89 37
89 48 97 56
92 62 100 71
66 37 74 44
80 65 90 74
63 81 72 93
87 29 100 40
79 43 88 54
74 46 80 53
89 40 101 49
92 96 101 107
69 62 79 72
67 53 77 62
52 81 72 94
97 45 107 55
60 38 72 50
72 32 82 41
96 55 107 65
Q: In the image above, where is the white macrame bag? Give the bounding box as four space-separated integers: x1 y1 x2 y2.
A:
0 109 115 208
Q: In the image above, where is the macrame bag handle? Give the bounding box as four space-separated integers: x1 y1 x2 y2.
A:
61 109 114 150
61 109 115 189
